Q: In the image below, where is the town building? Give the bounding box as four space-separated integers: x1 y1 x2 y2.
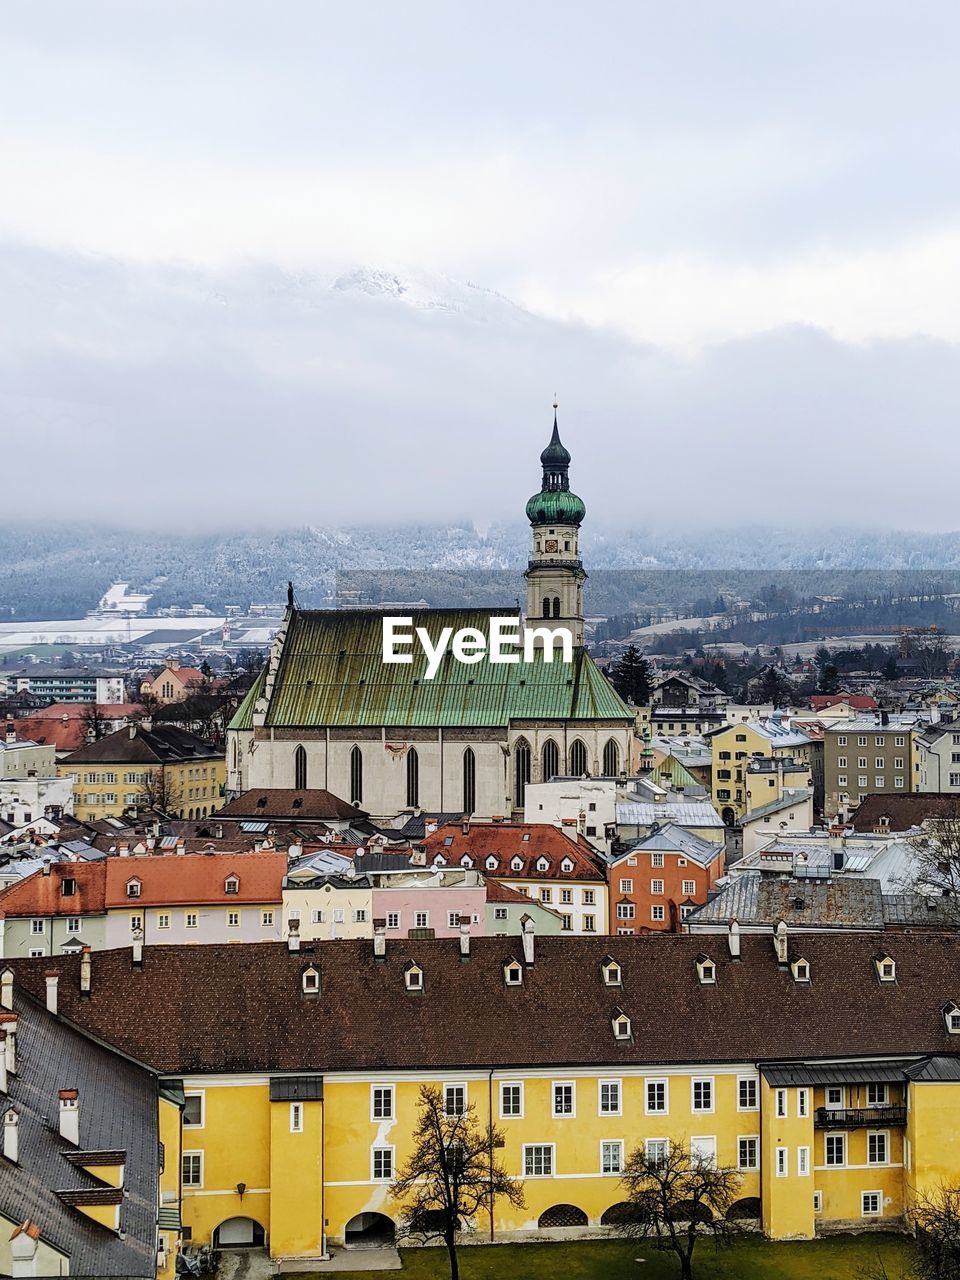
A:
11 930 960 1261
59 723 225 821
707 718 815 825
4 667 127 704
608 822 725 933
140 659 206 705
850 791 960 834
822 714 919 817
914 717 960 794
648 673 727 734
13 702 143 756
225 418 635 821
0 725 56 780
740 757 815 857
523 776 618 853
614 798 726 845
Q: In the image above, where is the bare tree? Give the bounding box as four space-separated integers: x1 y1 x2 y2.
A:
391 1085 524 1280
79 703 109 742
135 768 183 817
859 1186 960 1280
616 1140 742 1280
905 805 960 924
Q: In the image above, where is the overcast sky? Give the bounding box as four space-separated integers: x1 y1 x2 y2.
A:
4 1 960 531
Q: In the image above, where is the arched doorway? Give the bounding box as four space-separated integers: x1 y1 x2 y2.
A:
721 806 736 827
213 1216 266 1248
344 1212 396 1248
538 1204 588 1229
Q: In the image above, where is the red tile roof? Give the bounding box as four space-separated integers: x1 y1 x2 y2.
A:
216 789 363 821
421 822 606 882
810 694 879 711
103 851 286 907
0 861 106 919
14 704 142 752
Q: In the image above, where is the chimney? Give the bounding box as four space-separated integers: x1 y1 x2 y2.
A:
117 840 129 857
132 928 144 968
58 1090 80 1145
2 1108 18 1164
217 823 223 839
175 838 185 855
5 718 15 746
774 919 788 965
42 862 50 877
727 919 741 959
45 971 58 1016
288 843 303 861
80 947 92 997
373 923 386 959
521 917 535 966
0 1031 6 1093
287 917 301 951
1 968 13 1011
459 920 470 960
10 1220 41 1277
0 1015 16 1076
128 724 137 740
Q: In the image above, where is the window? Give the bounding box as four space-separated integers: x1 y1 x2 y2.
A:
301 966 320 993
61 878 76 897
406 746 419 808
372 1086 394 1120
619 878 633 893
386 911 401 929
797 1146 810 1176
895 735 905 747
405 964 423 991
650 905 665 922
681 879 696 896
126 880 141 898
514 739 531 808
696 957 716 983
825 1133 846 1166
616 902 635 920
692 1078 714 1113
542 739 559 782
837 756 847 768
738 1077 758 1111
776 1146 788 1177
182 1152 203 1186
776 1089 787 1118
444 1084 466 1117
867 1083 888 1106
858 757 868 768
504 961 523 986
868 1131 888 1165
227 911 240 928
645 1137 668 1167
601 1140 623 1175
858 736 867 746
650 879 665 895
826 1086 845 1110
651 852 664 868
738 1136 758 1170
862 1191 882 1217
501 1083 523 1117
859 776 868 788
894 757 904 769
414 911 429 929
560 888 572 904
599 1079 621 1115
129 913 142 932
876 956 896 982
553 1082 575 1117
183 1093 204 1127
224 876 239 895
157 913 170 930
185 912 198 929
569 739 588 775
311 910 325 925
584 914 596 932
837 735 848 746
875 776 884 789
560 914 572 930
353 909 367 924
462 747 475 814
493 908 508 922
798 1089 809 1118
289 1102 304 1132
691 1136 716 1167
372 1147 394 1181
646 1079 668 1113
814 1191 823 1214
28 948 43 957
540 888 552 903
31 918 44 935
582 889 595 905
524 1144 554 1177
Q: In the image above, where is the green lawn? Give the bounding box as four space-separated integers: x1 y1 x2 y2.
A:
287 1234 910 1279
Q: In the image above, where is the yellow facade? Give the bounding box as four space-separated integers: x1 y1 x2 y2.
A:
59 756 225 821
711 723 813 822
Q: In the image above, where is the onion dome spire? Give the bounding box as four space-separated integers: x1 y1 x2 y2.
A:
525 403 586 526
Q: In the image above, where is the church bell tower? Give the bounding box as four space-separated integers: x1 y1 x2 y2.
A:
524 406 587 646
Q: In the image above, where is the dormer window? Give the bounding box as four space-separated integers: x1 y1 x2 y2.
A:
486 856 498 871
224 876 239 895
433 854 446 866
944 1002 960 1034
461 856 474 869
875 955 896 983
536 857 549 872
560 858 574 874
301 966 320 994
791 958 811 983
601 958 622 987
612 1009 631 1040
404 962 423 992
504 961 523 986
126 879 141 899
511 857 523 872
696 955 716 985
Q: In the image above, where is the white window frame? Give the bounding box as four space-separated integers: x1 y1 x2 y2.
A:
798 1088 809 1118
182 1092 205 1129
825 1132 846 1167
776 1088 787 1118
691 1076 714 1114
443 1082 467 1117
825 1085 846 1110
737 1076 758 1111
861 1190 882 1217
500 1081 523 1119
371 1084 395 1121
813 1190 823 1213
290 1102 304 1133
523 1143 555 1177
600 1139 624 1175
645 1137 668 1167
737 1135 759 1170
776 1146 788 1177
371 1146 394 1182
386 911 401 929
867 1083 888 1106
645 1078 668 1114
552 1080 576 1118
797 1145 810 1176
867 1130 889 1166
598 1078 622 1116
182 1151 203 1187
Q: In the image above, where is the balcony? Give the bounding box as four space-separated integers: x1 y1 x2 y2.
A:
814 1105 907 1129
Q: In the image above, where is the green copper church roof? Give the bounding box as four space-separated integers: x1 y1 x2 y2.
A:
525 488 587 526
229 609 632 730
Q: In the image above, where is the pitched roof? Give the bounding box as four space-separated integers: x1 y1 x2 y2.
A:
62 724 221 765
616 801 724 829
420 822 606 881
13 931 960 1075
615 822 724 868
810 694 880 711
0 861 106 919
229 607 633 730
103 851 286 907
216 788 364 821
741 790 813 824
850 792 960 833
14 705 143 753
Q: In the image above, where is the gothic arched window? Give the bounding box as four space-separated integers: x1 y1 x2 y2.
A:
406 747 419 809
514 739 531 808
462 747 476 815
294 744 307 790
542 738 560 782
542 597 551 618
569 738 588 776
350 745 363 805
552 597 561 618
602 738 620 777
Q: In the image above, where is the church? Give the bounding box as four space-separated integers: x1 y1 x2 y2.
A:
226 414 635 821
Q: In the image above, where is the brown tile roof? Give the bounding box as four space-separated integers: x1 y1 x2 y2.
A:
421 822 606 882
103 851 286 907
216 789 364 821
11 932 960 1075
851 792 960 833
14 704 143 753
810 694 880 711
63 723 222 765
0 861 106 918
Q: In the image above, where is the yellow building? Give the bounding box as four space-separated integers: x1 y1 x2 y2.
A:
12 929 960 1271
708 719 814 824
59 722 225 821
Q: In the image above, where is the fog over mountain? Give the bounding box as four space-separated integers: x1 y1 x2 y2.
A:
3 245 960 533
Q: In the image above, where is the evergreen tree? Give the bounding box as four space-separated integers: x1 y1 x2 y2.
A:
610 644 653 705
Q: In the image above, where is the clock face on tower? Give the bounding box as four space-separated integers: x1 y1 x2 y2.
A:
544 538 559 553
